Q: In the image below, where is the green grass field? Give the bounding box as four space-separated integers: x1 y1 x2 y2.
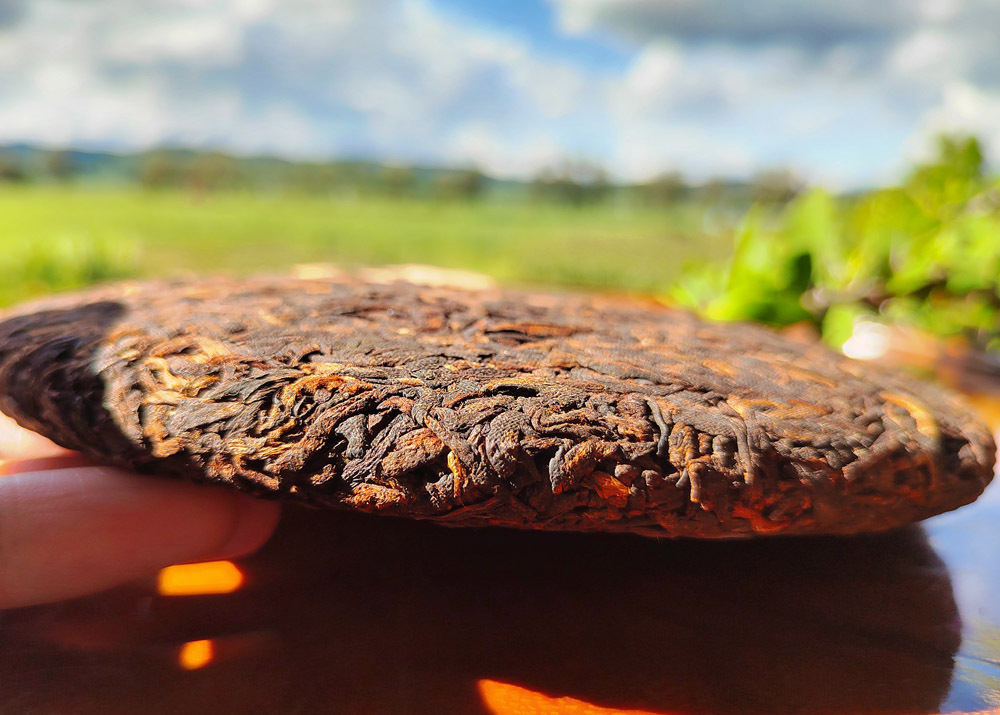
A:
0 186 731 307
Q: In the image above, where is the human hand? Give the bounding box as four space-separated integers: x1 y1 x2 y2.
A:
0 413 280 609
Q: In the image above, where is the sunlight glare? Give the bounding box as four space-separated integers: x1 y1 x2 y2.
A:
178 639 215 670
477 679 670 715
157 560 244 596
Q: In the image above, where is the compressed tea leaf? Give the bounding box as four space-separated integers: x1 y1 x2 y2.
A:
0 277 994 538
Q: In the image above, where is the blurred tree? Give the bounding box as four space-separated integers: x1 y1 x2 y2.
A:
637 171 687 205
43 149 76 183
335 163 378 196
0 152 27 183
433 168 485 201
282 163 338 195
697 178 732 204
531 159 610 205
185 152 240 195
751 169 804 204
312 164 340 194
381 166 417 198
139 151 182 190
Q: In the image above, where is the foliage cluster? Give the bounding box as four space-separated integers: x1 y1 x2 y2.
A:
673 136 1000 352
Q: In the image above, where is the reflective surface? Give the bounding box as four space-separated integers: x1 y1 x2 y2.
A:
2 482 999 714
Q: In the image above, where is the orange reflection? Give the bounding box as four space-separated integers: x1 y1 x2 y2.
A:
0 454 93 476
478 680 671 715
157 560 244 596
178 639 214 670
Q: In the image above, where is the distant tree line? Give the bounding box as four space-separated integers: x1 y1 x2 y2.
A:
0 144 806 207
136 150 491 201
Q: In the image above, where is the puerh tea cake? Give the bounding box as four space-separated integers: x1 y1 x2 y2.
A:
0 277 994 538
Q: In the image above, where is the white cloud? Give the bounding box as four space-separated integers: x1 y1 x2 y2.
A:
0 0 998 184
0 0 602 175
550 0 1000 180
911 82 1000 165
450 124 564 176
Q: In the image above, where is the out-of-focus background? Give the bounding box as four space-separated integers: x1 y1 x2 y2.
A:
4 5 1000 712
2 0 1000 366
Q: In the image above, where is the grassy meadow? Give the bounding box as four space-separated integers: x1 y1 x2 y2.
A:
3 135 999 357
0 186 730 307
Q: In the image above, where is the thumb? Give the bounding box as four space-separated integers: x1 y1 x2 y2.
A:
0 465 280 609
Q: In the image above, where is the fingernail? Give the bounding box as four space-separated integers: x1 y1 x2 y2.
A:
212 493 282 559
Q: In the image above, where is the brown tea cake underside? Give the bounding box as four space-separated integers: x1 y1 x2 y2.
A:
0 278 994 538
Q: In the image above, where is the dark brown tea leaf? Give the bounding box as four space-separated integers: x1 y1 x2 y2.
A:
0 277 993 537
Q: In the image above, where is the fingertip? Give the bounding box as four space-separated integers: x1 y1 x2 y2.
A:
0 412 71 460
212 493 282 560
0 467 281 609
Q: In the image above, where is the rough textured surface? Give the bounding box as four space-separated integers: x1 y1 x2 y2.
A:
0 277 994 538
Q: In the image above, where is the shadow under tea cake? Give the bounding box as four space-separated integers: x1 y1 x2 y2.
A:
0 277 993 538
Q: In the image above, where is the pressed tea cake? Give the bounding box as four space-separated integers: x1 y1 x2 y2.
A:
0 277 993 537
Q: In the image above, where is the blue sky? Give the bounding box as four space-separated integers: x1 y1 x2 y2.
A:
435 0 631 72
0 0 997 187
